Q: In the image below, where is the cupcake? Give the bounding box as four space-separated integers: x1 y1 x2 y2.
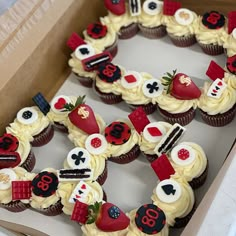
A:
27 168 63 216
154 70 201 126
138 0 167 39
198 75 236 126
93 62 124 104
83 21 118 57
127 204 169 236
0 167 30 212
139 121 172 162
224 70 236 89
168 142 208 189
104 120 140 164
166 8 198 47
226 55 236 76
7 106 54 147
102 3 139 39
195 11 227 55
114 71 162 114
57 181 105 216
151 173 195 228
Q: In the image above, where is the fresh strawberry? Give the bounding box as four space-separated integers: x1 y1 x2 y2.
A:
162 70 201 100
86 202 130 232
64 95 99 134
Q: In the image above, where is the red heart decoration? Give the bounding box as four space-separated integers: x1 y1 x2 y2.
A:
217 81 223 86
81 184 86 189
54 98 66 110
213 89 217 93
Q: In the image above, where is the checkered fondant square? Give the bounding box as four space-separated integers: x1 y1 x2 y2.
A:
32 92 51 115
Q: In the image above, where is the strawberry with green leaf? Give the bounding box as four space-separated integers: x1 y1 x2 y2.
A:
64 95 99 134
162 70 201 100
86 202 130 232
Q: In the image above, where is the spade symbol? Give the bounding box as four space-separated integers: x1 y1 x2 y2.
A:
79 48 90 55
162 184 176 195
78 190 83 195
215 86 220 90
211 93 217 96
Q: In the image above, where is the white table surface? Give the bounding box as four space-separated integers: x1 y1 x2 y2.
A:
0 35 235 236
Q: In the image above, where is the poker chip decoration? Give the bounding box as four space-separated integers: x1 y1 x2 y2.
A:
0 133 19 152
202 11 225 29
105 121 131 145
17 107 38 125
135 204 166 234
226 55 236 75
87 22 108 39
174 8 194 26
143 0 163 16
31 171 59 197
97 63 122 83
85 134 108 155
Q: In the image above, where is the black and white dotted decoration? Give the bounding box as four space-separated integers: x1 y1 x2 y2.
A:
17 107 38 125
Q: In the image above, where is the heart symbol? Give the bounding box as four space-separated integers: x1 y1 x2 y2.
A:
213 89 217 93
217 81 223 86
81 184 86 189
54 98 66 110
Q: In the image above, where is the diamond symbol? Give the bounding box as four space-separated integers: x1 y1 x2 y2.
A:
124 74 137 83
147 127 162 137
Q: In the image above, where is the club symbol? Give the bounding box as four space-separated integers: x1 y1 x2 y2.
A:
71 151 86 166
146 82 159 93
79 48 90 55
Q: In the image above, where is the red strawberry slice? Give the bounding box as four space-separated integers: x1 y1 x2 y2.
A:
104 0 126 16
64 96 99 135
162 70 201 100
87 202 130 232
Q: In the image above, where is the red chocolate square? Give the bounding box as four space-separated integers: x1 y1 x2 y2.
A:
71 201 89 224
206 60 225 81
12 181 32 200
67 32 86 51
163 0 181 16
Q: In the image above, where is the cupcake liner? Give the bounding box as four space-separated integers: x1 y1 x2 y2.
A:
139 24 167 39
34 200 63 216
102 189 107 202
197 42 224 55
73 73 94 88
93 81 123 104
119 23 139 39
199 104 236 127
108 144 140 164
31 124 54 147
20 149 36 172
1 201 30 212
168 33 196 47
158 107 195 126
189 160 209 189
128 103 157 115
53 122 68 133
97 160 108 186
104 37 118 58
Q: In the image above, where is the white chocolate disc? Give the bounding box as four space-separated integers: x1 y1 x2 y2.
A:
17 107 38 125
174 8 194 26
142 78 163 98
143 0 162 15
143 122 166 143
85 134 108 155
67 147 91 169
156 179 181 203
50 95 71 114
74 44 95 60
232 28 236 39
171 144 196 166
121 71 142 89
0 168 17 190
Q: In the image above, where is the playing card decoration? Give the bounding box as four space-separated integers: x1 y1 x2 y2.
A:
50 95 71 114
142 78 164 98
0 168 17 190
129 0 141 16
128 107 150 134
85 134 108 155
67 147 91 169
207 78 227 99
143 122 166 143
121 71 142 89
12 180 32 200
174 8 194 26
104 0 126 16
58 168 93 182
32 92 51 116
17 107 38 125
67 32 86 51
74 44 96 60
135 204 166 234
155 178 182 203
228 11 236 35
143 0 163 15
69 181 92 204
170 143 196 166
163 0 181 16
206 60 225 81
154 123 186 157
151 154 175 181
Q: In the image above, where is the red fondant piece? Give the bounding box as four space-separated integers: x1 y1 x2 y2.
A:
124 74 137 83
151 154 175 181
226 55 236 75
0 151 21 169
147 127 162 137
87 22 107 39
12 181 32 200
206 60 225 81
104 0 126 16
105 121 131 145
163 0 181 16
228 11 236 34
128 107 150 134
178 148 190 160
54 98 67 110
71 201 89 224
0 133 19 152
67 32 86 51
91 137 102 148
82 51 112 72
